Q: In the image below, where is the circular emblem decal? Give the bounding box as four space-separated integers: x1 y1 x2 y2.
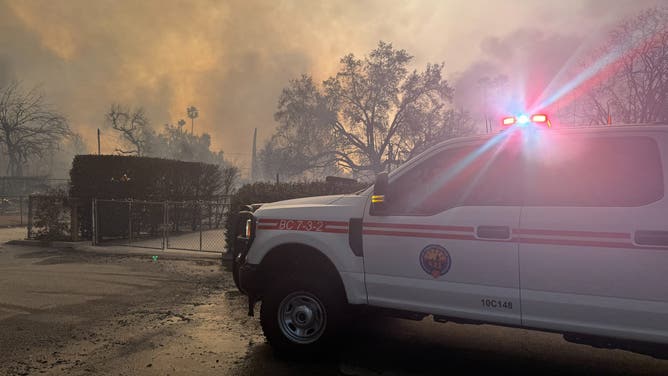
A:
419 245 451 278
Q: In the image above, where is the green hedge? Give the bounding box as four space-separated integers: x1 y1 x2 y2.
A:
225 180 368 255
30 190 72 241
70 155 222 201
70 155 224 239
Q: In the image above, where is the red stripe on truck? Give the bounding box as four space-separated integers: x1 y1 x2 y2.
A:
256 218 664 250
362 229 476 241
256 219 349 234
363 222 474 233
513 228 629 239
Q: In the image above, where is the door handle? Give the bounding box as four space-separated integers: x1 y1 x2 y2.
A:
477 225 511 240
635 230 668 246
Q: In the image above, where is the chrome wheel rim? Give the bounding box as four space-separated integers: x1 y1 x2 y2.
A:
278 291 326 344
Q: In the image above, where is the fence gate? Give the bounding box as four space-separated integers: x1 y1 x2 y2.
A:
166 201 228 252
93 198 229 253
94 199 166 249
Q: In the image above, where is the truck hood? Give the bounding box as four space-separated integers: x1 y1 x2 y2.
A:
254 194 368 219
259 194 344 208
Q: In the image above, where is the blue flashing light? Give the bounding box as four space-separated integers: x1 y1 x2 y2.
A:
517 114 530 124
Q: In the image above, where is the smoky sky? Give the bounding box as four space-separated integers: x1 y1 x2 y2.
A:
453 29 585 117
0 0 662 172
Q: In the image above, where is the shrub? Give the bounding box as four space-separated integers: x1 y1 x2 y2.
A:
224 180 368 254
30 189 72 241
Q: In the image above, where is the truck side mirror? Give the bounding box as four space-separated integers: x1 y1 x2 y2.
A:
370 172 388 215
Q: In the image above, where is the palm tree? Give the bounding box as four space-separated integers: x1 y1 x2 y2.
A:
187 106 199 134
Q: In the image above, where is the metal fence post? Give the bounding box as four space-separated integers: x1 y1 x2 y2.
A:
70 199 79 242
27 196 33 240
91 199 96 245
199 203 203 252
19 196 23 226
128 200 132 245
162 202 167 250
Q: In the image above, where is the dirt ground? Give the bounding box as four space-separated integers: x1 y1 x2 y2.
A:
0 245 258 376
0 215 25 227
0 227 26 243
1 239 668 375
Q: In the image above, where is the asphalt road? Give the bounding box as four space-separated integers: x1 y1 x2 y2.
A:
1 239 667 375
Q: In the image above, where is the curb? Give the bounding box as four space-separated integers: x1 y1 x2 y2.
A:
5 239 92 248
4 239 226 261
6 239 50 247
72 244 225 261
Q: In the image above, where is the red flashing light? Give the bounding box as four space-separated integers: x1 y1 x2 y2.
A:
502 116 516 126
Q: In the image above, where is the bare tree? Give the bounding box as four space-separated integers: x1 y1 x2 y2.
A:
26 132 89 178
323 41 454 174
265 42 464 180
259 75 340 180
584 7 668 125
106 103 153 156
220 166 240 196
154 122 225 165
0 81 70 176
477 74 508 132
396 107 476 163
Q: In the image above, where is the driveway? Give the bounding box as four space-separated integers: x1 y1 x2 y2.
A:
1 237 667 375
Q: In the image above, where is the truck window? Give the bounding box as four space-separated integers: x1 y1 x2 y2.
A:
386 146 476 215
462 142 524 206
386 141 522 215
524 136 664 207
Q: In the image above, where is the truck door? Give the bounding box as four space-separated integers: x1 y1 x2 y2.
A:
518 133 668 344
362 137 524 325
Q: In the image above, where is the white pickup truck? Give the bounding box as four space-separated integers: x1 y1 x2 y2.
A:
235 123 668 357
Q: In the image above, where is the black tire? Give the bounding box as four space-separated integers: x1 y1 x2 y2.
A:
260 276 345 356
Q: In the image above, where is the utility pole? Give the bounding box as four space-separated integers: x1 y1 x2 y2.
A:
97 128 101 155
479 77 491 133
251 128 258 181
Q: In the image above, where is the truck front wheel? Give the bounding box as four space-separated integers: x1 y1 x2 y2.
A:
260 277 344 355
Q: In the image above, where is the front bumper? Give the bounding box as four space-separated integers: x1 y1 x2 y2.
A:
238 262 261 297
238 262 262 316
232 210 262 316
235 233 262 296
235 232 262 316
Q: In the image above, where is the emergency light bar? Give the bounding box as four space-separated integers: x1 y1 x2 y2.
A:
501 114 551 127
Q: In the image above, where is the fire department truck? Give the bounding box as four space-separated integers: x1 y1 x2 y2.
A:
235 115 668 357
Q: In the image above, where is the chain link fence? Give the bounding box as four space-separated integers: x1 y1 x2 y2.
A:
93 198 229 253
166 202 228 252
0 196 27 227
93 200 165 249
